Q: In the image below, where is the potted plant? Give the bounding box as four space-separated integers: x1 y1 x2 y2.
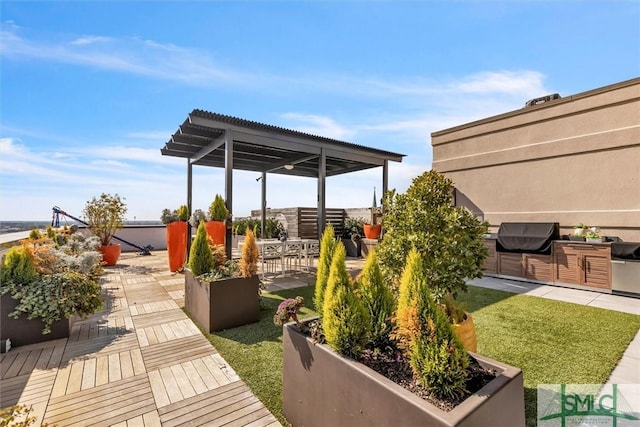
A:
83 193 127 266
281 233 525 427
162 205 189 272
585 229 603 243
341 217 364 257
206 194 231 246
184 221 260 332
571 223 589 240
0 233 103 346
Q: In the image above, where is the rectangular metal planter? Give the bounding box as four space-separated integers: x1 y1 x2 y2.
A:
283 319 525 427
0 293 74 347
341 239 362 258
184 270 260 332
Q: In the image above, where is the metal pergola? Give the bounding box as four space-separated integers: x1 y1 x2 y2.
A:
160 109 405 256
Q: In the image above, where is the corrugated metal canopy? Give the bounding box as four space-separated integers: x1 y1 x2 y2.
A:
161 109 405 177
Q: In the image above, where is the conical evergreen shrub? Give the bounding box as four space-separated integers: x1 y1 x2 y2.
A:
314 225 337 316
322 243 369 359
189 221 214 276
356 249 395 350
396 248 469 400
395 248 427 348
239 229 259 277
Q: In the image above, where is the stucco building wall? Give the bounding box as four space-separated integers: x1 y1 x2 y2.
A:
431 77 640 242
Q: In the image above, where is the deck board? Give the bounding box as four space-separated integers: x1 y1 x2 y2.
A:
0 252 281 427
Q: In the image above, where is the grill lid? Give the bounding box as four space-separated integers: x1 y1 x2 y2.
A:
611 242 640 261
496 222 559 255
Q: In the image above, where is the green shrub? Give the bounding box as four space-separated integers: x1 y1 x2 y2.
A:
356 249 395 351
28 228 42 240
409 288 469 400
239 229 259 278
176 205 189 221
7 271 103 334
314 225 337 317
209 194 230 221
188 221 214 276
0 246 38 286
341 217 365 239
322 243 369 359
395 248 469 400
377 170 488 301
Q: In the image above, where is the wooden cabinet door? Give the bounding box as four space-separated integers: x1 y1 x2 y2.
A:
553 244 580 285
482 240 497 274
582 247 611 289
524 254 553 282
498 252 523 277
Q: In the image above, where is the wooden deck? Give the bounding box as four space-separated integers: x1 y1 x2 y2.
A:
0 252 281 427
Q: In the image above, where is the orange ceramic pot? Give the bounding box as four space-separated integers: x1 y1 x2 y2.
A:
166 221 188 272
453 312 477 353
99 244 121 266
363 224 382 239
205 221 226 246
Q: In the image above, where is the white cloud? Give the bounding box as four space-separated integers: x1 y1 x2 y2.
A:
279 113 356 141
70 36 112 46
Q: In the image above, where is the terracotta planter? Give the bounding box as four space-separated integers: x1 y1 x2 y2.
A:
0 293 75 347
166 221 188 272
99 244 121 266
453 312 477 353
363 224 381 239
184 270 260 332
205 221 226 246
283 318 525 427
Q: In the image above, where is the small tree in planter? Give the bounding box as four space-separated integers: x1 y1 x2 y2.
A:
377 170 488 302
185 221 260 332
162 205 189 272
341 217 365 257
83 193 127 266
206 194 231 246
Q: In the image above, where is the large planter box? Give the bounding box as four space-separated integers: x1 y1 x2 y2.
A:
283 319 525 427
184 270 260 332
0 293 74 347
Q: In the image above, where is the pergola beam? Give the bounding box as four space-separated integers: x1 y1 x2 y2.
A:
190 134 226 165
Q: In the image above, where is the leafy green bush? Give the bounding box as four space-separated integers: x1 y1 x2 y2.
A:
341 217 365 239
188 221 215 276
314 225 337 317
377 170 488 301
83 193 127 246
1 233 104 334
355 249 395 351
322 243 369 359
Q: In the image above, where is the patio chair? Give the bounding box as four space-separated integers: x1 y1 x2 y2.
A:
284 240 304 271
303 240 320 271
259 241 284 278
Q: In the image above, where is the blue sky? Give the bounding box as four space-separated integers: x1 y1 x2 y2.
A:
1 1 638 222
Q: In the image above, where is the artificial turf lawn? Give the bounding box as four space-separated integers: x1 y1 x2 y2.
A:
196 285 640 427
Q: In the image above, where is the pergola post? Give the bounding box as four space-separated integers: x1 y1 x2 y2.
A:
224 130 234 259
187 159 193 257
261 172 267 239
382 159 389 204
317 148 326 239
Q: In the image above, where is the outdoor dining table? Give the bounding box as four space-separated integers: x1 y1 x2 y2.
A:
242 238 319 278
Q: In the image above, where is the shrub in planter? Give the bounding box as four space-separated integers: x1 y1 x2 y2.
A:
313 224 337 318
322 244 369 359
162 205 189 272
355 248 395 351
1 233 103 342
239 229 259 277
377 170 488 301
185 220 260 332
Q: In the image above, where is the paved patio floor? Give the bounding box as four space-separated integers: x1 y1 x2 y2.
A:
1 251 638 426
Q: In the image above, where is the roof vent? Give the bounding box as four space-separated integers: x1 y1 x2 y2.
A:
525 93 561 107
